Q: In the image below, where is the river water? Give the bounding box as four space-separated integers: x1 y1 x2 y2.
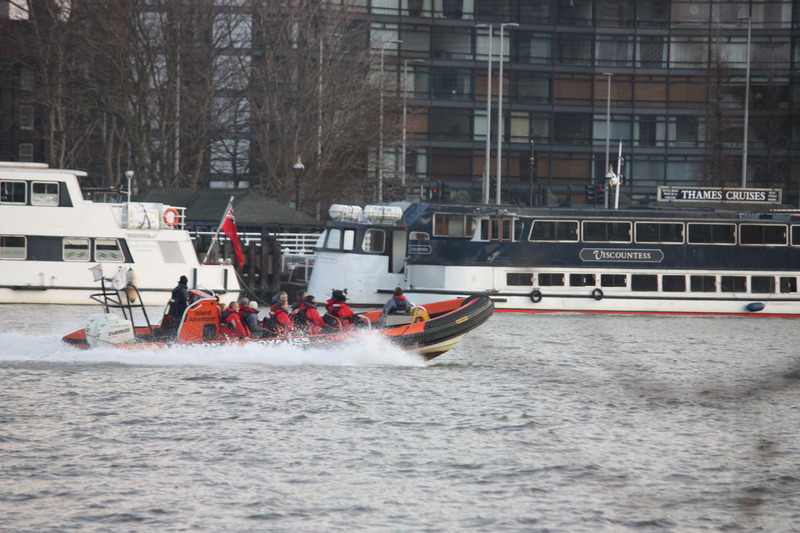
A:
2 304 799 532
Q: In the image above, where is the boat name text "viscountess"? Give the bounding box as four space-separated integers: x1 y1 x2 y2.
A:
580 248 664 262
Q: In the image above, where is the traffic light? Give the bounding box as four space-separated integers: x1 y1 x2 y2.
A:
430 185 440 201
584 184 595 204
439 181 448 200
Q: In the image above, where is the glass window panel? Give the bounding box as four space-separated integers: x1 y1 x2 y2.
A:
631 275 658 291
600 274 627 287
1 181 27 204
780 277 797 293
513 72 549 103
596 0 633 27
538 273 564 286
95 238 124 262
31 182 59 206
583 221 631 242
326 228 342 249
721 276 747 293
751 276 775 293
554 113 592 145
740 224 788 245
431 67 472 99
690 275 716 292
555 34 592 66
662 275 686 292
596 36 634 67
63 238 91 262
0 236 26 259
431 27 472 59
507 272 533 286
363 229 386 253
687 223 736 244
635 222 684 243
430 109 471 140
343 229 355 251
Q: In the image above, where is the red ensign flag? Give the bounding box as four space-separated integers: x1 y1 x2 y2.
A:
221 208 245 266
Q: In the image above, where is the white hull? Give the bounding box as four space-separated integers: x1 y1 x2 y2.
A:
310 254 799 316
0 163 240 305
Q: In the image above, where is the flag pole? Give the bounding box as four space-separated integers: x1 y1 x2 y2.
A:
203 196 235 264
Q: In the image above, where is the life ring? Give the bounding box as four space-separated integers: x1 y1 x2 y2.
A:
529 289 542 303
163 208 180 227
592 288 604 300
411 306 430 322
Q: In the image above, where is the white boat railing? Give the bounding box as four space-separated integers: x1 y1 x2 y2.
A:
190 229 321 282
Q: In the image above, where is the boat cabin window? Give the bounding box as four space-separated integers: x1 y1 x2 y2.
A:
433 214 475 237
601 274 627 287
690 275 716 292
0 235 26 259
95 238 124 262
409 232 430 241
751 276 775 293
1 180 27 204
529 220 578 242
362 229 386 253
569 273 595 287
324 228 356 251
507 272 533 286
538 273 564 286
780 277 797 293
63 237 91 261
631 275 658 292
31 181 60 206
582 221 631 243
687 223 735 244
635 222 684 244
720 276 746 293
791 226 800 246
662 275 686 292
739 224 787 245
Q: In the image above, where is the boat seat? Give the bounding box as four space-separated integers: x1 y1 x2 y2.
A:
385 314 414 326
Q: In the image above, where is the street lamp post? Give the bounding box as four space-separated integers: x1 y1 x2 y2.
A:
293 155 305 211
739 13 751 189
378 39 402 203
496 22 518 205
476 23 493 204
402 59 424 190
602 72 614 209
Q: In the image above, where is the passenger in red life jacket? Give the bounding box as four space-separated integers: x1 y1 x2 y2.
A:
221 301 248 338
238 298 264 338
294 294 325 334
269 291 295 334
325 289 360 329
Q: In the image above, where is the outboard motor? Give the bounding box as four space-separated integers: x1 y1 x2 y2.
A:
85 313 135 348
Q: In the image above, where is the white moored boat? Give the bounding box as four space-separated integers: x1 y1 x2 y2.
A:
0 162 240 305
307 189 800 317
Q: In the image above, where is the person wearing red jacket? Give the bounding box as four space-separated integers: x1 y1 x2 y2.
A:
221 301 248 338
325 289 360 329
270 291 295 335
294 295 326 334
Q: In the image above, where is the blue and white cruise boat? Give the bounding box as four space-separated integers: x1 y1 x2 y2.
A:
307 189 800 317
0 162 240 305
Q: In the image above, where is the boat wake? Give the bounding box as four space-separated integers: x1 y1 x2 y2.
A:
0 331 427 367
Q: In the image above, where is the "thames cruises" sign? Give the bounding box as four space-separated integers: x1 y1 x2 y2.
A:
657 186 781 204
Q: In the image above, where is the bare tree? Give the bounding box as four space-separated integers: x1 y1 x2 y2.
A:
15 0 399 209
247 0 391 210
704 26 738 187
